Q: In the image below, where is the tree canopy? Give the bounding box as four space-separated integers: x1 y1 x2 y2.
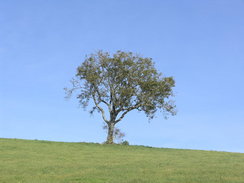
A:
65 50 176 144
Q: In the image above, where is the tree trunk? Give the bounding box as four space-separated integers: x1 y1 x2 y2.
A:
106 122 115 144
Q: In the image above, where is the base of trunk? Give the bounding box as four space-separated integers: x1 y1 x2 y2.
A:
106 123 115 144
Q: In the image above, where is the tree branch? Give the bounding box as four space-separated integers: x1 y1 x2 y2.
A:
94 86 110 108
92 93 109 123
115 103 141 123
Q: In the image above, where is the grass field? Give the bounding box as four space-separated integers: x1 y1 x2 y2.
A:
0 138 244 183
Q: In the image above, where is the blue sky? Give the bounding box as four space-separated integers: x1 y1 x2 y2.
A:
0 0 244 153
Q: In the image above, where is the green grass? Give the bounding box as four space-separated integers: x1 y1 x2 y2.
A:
1 138 244 183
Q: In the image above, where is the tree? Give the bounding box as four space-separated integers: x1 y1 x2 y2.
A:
65 50 176 144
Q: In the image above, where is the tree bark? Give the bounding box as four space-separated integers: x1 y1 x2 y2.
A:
106 122 115 144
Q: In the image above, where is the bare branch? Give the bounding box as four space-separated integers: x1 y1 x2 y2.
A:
92 93 109 123
94 86 110 108
115 104 141 123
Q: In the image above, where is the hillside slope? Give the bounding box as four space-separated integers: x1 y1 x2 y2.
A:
0 138 244 183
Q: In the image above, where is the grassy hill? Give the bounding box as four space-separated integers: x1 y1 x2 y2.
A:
0 138 244 183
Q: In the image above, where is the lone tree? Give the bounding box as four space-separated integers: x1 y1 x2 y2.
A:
65 51 176 144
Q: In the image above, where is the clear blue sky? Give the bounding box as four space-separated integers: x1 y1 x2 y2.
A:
0 0 244 153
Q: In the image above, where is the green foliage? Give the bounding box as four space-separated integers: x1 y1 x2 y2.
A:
1 138 244 183
121 140 129 145
65 50 176 143
66 50 176 120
